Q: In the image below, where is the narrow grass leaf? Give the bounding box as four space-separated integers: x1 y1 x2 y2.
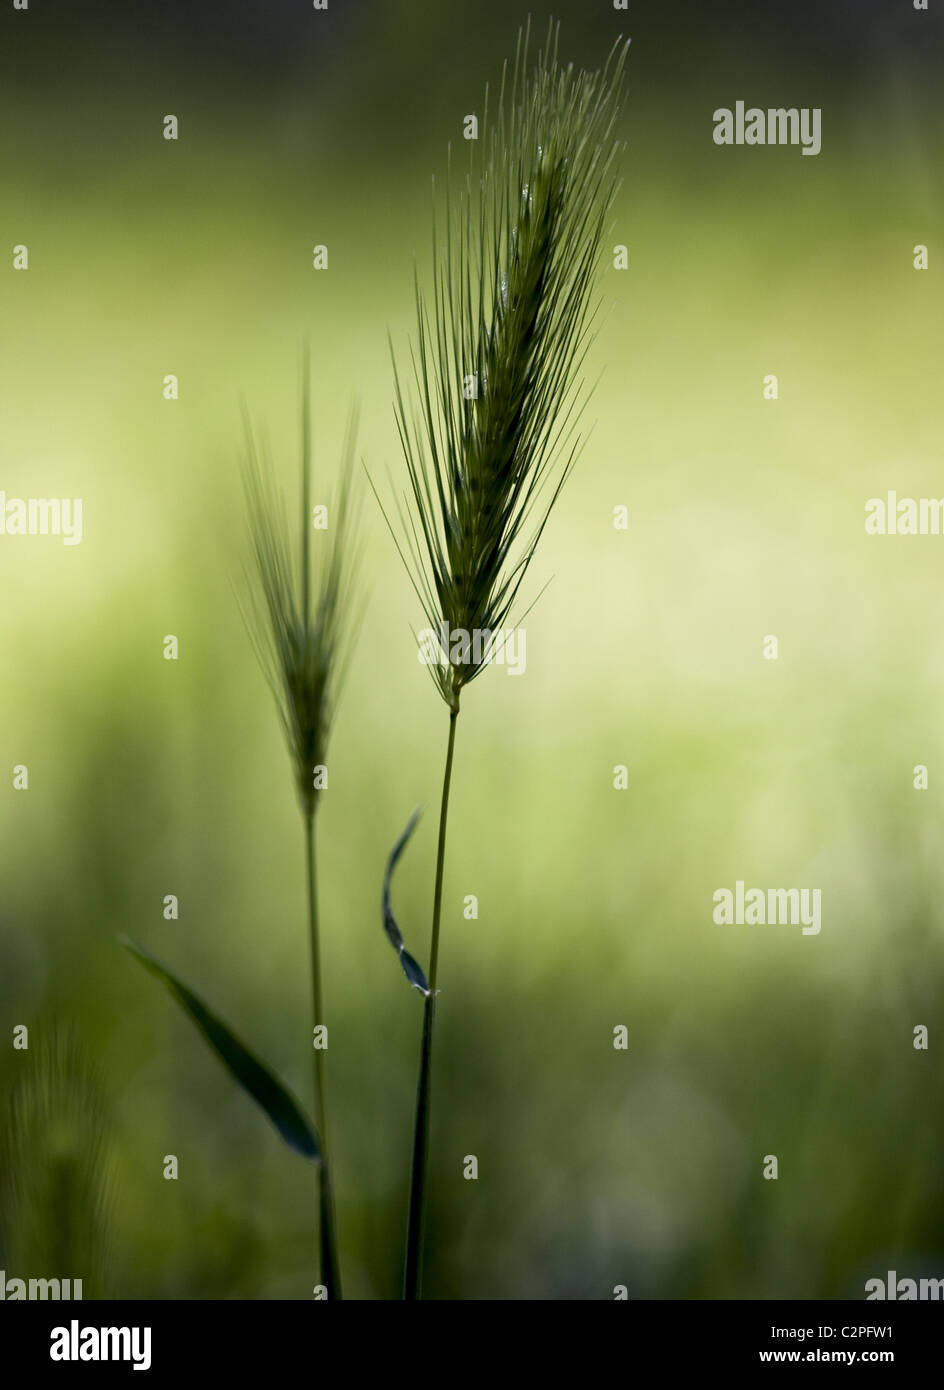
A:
383 808 431 994
120 936 321 1162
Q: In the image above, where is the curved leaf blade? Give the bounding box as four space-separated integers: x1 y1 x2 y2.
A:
383 808 431 995
120 936 320 1162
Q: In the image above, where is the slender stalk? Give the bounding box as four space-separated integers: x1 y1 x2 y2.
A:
305 813 341 1299
301 345 311 623
404 707 459 1299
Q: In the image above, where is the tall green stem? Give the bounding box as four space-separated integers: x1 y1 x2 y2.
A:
403 707 459 1300
305 813 342 1299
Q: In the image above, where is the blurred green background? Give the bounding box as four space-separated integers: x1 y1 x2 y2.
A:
1 0 942 1299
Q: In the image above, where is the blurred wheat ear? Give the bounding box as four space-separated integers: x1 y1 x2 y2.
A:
241 356 362 821
240 349 363 1301
379 20 628 1298
0 1029 115 1296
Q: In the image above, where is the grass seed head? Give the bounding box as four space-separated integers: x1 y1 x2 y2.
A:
388 21 628 711
241 358 361 820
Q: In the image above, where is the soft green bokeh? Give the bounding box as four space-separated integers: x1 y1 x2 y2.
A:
1 0 941 1298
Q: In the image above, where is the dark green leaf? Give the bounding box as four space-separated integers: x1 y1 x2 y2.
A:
399 950 430 994
120 936 320 1162
382 809 431 995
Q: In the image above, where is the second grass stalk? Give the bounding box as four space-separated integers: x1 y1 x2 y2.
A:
242 352 360 1299
298 357 341 1300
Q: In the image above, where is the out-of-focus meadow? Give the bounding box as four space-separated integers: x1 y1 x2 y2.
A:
1 0 942 1297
